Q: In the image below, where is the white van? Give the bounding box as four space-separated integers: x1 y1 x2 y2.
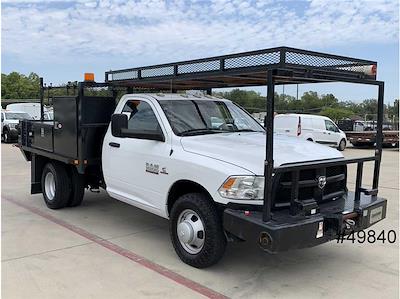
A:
6 103 53 120
274 114 347 151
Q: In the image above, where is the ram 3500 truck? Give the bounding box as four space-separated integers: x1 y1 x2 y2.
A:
19 47 387 268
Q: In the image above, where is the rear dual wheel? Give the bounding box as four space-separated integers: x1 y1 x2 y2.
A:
41 162 85 209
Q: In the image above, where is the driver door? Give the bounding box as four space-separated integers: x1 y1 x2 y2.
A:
324 119 340 145
104 98 171 213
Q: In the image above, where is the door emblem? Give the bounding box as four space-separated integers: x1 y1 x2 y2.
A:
146 163 159 175
317 176 327 189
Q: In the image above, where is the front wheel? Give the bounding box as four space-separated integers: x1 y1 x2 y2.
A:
169 193 226 268
3 129 10 143
337 138 346 151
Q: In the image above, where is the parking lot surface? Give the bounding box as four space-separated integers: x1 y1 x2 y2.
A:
2 143 399 298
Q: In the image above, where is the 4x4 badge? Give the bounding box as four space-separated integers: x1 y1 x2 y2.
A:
318 176 327 189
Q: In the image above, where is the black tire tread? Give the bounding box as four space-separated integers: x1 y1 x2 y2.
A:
338 138 346 151
3 128 10 143
170 193 226 268
67 167 85 207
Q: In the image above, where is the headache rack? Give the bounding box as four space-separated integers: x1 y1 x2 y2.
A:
37 46 385 222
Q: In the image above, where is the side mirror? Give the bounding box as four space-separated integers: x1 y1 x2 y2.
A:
111 114 128 137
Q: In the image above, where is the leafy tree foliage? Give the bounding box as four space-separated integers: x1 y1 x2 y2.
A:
2 72 40 99
215 89 398 122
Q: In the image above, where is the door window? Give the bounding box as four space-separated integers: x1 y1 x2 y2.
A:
1 113 4 122
122 100 162 134
325 120 339 132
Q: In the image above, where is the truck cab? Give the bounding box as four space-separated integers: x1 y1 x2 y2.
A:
103 94 347 219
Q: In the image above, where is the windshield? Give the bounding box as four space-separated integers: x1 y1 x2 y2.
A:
5 112 32 120
159 100 264 136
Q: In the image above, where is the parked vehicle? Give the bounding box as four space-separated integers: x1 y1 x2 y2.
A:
19 47 387 268
347 131 399 148
6 103 53 120
1 110 32 143
274 114 347 151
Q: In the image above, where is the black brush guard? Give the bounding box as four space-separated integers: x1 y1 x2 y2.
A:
223 157 387 252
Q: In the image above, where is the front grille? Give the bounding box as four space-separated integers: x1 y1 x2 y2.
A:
273 165 347 208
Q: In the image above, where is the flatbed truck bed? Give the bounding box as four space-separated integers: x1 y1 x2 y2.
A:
346 130 399 147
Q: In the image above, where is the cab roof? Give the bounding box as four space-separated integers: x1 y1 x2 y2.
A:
123 93 230 102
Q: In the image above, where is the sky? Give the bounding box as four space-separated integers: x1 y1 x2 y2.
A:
1 0 399 104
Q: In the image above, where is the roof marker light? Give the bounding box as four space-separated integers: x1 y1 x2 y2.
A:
84 73 95 82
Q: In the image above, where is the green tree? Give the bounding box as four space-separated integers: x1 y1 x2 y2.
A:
1 72 40 99
387 99 399 121
319 107 353 121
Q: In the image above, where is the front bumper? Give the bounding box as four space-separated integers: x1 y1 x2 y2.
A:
223 191 387 253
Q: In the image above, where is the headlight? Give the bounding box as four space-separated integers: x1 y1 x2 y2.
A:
218 176 264 200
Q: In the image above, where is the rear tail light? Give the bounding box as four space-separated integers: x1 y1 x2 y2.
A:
371 65 377 76
297 117 301 136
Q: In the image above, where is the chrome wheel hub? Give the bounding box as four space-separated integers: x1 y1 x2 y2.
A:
44 172 56 201
177 209 205 254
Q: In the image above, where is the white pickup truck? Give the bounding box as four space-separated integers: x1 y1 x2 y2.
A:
19 90 386 268
1 110 32 143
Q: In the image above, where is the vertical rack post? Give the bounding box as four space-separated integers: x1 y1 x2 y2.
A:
39 77 44 121
262 69 275 222
373 82 384 190
355 162 363 201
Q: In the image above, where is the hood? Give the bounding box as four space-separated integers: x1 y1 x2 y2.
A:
180 132 344 175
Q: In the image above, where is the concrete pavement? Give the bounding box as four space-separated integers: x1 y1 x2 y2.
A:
2 143 399 298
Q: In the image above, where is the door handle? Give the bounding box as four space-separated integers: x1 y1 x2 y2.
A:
109 142 120 148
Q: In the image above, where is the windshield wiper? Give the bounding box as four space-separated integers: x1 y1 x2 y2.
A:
234 129 260 132
179 129 227 136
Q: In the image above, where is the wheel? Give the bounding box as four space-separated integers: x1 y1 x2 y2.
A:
169 193 226 268
3 129 10 143
337 139 346 151
307 138 313 142
67 167 85 207
41 162 71 209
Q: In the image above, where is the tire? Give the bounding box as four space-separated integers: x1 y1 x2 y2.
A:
337 139 346 151
3 128 10 143
67 167 85 207
169 193 226 268
307 138 313 142
41 162 71 209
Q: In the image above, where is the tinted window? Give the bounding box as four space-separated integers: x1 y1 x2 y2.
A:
325 120 339 132
122 100 162 133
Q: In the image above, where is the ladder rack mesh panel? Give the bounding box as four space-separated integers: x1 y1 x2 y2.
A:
105 47 377 89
